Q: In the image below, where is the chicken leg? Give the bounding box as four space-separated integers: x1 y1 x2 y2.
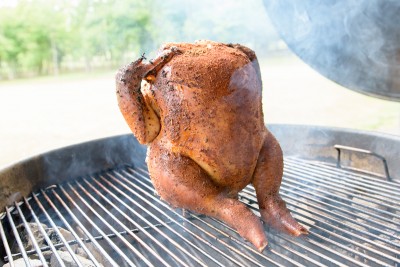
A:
147 142 269 252
252 131 308 236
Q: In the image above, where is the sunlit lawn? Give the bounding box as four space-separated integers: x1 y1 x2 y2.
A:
0 55 399 168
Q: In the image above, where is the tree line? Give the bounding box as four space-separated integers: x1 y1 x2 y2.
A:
0 0 282 80
0 0 157 79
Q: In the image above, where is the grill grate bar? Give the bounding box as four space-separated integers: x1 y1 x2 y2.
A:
299 219 392 266
38 189 116 267
282 175 399 229
286 159 400 204
286 197 400 258
261 203 396 263
131 166 376 265
306 222 399 264
0 213 14 267
277 235 346 267
285 164 400 212
283 172 400 223
14 202 49 267
130 166 315 266
240 189 396 266
65 180 173 267
125 167 304 266
292 158 400 190
247 190 400 259
109 169 253 267
302 233 369 267
175 216 272 267
32 192 92 267
281 193 399 250
201 215 317 267
280 182 400 238
194 215 294 267
96 172 222 267
212 217 357 263
5 221 179 261
269 238 325 267
279 188 400 255
245 158 398 253
22 197 67 267
76 179 186 267
131 166 352 267
83 175 206 267
203 197 378 263
307 231 383 267
6 208 32 267
127 169 288 266
286 159 400 201
53 186 145 267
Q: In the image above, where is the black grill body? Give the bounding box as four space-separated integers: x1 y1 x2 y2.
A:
1 124 399 266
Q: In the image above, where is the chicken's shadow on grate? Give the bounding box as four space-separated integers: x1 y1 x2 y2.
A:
1 158 399 267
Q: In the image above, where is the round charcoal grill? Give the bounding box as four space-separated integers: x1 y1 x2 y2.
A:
2 0 400 266
0 126 399 267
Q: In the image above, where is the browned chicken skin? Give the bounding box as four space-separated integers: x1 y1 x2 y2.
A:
116 40 308 251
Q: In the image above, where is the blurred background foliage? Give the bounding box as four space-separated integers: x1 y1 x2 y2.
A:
0 0 282 80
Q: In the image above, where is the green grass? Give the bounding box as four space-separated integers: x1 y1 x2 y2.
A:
0 68 116 86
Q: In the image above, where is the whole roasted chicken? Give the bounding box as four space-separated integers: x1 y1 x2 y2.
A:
116 40 307 251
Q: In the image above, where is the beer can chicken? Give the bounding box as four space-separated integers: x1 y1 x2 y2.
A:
115 40 308 251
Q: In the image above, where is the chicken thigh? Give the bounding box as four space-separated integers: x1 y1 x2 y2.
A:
116 40 308 251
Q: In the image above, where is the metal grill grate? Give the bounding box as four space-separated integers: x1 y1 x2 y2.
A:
1 158 399 267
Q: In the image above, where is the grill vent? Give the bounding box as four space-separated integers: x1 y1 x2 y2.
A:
1 158 399 266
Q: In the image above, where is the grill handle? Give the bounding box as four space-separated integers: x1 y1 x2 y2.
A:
334 145 391 182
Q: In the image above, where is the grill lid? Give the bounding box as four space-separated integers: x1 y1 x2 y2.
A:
1 158 399 266
263 0 400 102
